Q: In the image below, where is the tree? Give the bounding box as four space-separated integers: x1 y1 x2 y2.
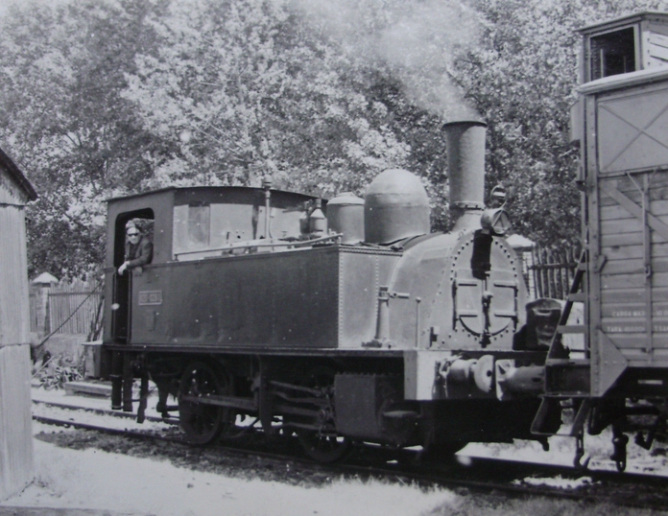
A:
123 0 482 223
2 0 667 276
122 0 415 197
454 0 668 247
0 0 168 277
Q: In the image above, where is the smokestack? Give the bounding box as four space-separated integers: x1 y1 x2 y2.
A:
443 120 487 230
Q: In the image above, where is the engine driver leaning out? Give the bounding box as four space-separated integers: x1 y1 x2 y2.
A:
118 221 153 275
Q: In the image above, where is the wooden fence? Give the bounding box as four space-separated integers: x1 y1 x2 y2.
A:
29 278 103 338
525 246 581 300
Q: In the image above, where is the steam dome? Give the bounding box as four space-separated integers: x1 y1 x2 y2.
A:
364 169 430 245
327 192 365 244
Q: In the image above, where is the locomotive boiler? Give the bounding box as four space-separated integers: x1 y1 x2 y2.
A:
102 121 549 461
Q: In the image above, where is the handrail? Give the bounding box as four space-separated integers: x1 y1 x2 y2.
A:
173 233 343 258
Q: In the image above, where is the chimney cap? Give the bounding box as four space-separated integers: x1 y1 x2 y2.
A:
443 119 487 129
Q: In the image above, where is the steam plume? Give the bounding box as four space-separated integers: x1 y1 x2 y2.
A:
290 0 481 119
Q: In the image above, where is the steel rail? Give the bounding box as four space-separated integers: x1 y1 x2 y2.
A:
32 398 179 425
31 401 668 511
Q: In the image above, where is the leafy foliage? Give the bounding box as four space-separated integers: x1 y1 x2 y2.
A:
0 0 167 277
122 0 418 196
1 0 666 275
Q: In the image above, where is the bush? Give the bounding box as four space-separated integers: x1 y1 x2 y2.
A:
34 354 84 390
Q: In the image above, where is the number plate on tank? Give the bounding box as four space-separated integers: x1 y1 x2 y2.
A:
138 290 163 305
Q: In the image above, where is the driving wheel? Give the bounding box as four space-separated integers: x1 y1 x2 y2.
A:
179 361 231 445
296 366 351 463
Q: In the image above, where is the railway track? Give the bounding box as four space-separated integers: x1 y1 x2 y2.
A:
31 396 668 510
32 398 179 425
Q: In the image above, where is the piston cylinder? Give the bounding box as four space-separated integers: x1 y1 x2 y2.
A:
443 121 487 230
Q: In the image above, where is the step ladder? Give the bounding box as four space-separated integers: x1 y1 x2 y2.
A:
547 249 588 361
532 250 591 437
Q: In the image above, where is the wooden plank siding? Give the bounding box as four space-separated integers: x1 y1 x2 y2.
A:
0 205 30 343
0 345 33 498
649 21 668 67
598 175 668 353
0 163 34 500
590 76 668 382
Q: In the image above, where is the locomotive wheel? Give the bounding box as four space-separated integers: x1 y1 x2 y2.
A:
299 432 351 463
179 361 231 445
296 366 351 463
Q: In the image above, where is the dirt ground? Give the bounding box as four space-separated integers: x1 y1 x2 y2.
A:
2 431 458 516
1 387 458 516
3 388 668 516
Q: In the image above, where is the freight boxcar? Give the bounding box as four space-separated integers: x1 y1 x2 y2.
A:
533 11 668 471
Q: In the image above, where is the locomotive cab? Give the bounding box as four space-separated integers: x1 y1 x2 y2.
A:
103 185 323 349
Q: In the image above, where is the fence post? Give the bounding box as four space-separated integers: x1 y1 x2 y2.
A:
31 273 58 335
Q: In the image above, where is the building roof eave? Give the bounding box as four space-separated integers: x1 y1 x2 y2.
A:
0 147 37 201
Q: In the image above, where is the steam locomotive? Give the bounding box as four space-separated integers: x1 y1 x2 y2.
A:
101 119 550 461
101 11 668 468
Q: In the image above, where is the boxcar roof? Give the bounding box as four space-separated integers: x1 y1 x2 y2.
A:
578 64 668 95
0 147 37 201
577 11 668 35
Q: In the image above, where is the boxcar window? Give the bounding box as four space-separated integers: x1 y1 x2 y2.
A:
590 27 637 81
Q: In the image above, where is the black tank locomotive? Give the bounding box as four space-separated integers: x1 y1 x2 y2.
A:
102 121 548 460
